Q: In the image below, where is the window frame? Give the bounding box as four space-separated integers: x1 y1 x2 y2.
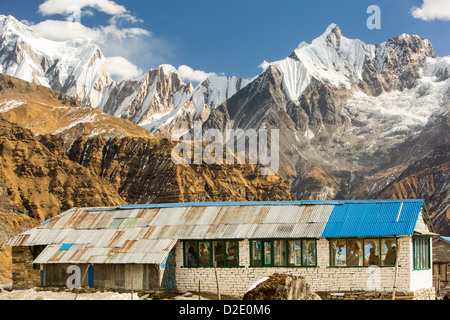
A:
182 240 241 268
249 238 317 268
413 237 431 271
328 237 399 268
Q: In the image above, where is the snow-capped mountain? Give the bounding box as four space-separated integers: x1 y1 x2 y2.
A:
0 15 112 108
141 74 252 135
202 23 449 228
98 67 252 135
268 23 439 99
0 15 253 136
97 65 193 127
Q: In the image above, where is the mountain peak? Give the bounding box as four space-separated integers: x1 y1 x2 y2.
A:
323 23 342 36
0 14 36 38
158 64 177 75
0 14 112 108
315 23 345 49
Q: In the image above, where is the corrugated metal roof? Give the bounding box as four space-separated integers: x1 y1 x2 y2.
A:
33 239 177 264
321 200 424 237
438 236 450 244
3 199 427 265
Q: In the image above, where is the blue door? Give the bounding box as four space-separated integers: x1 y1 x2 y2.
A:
88 265 94 287
164 249 176 290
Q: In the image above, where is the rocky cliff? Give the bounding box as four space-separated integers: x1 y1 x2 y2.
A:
67 134 295 204
0 118 126 283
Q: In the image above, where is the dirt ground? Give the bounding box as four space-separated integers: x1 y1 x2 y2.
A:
0 284 240 300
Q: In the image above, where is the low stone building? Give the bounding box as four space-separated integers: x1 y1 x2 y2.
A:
2 199 437 299
432 236 450 295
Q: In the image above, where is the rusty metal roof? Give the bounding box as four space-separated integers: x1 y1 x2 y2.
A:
33 239 177 264
3 200 426 265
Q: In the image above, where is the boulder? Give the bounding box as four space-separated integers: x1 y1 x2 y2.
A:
243 273 321 300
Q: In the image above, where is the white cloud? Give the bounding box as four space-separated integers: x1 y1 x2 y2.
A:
38 0 127 16
32 20 101 42
411 0 450 21
32 20 150 43
177 65 216 83
258 60 271 70
20 19 33 26
106 56 143 81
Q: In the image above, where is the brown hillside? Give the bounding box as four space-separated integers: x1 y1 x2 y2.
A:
0 73 153 148
68 135 295 204
0 119 126 283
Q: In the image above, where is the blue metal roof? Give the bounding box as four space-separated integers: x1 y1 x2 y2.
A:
439 236 450 243
321 199 424 237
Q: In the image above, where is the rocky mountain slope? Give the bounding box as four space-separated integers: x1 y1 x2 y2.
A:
361 106 450 235
97 65 193 129
200 25 449 234
0 73 154 148
204 24 447 181
0 73 294 210
0 118 126 222
67 134 294 204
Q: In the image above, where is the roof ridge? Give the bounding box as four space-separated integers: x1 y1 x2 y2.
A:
92 199 425 211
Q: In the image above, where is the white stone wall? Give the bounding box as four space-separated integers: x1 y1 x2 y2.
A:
409 237 433 291
414 212 430 233
173 237 433 297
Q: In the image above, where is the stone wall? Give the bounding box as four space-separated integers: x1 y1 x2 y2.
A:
433 238 450 262
317 287 435 300
173 238 434 299
432 237 450 294
11 246 41 290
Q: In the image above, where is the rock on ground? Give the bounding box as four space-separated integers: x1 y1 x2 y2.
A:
243 273 321 300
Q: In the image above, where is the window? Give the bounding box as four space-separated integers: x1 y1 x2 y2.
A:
263 241 272 265
252 240 262 266
433 263 448 282
184 241 198 267
198 241 211 267
413 237 430 270
347 239 363 266
183 240 240 267
30 245 45 270
288 240 301 266
330 238 397 267
213 241 224 265
250 239 317 267
364 239 380 266
274 240 286 266
303 240 317 266
331 239 346 267
381 238 397 266
225 241 239 266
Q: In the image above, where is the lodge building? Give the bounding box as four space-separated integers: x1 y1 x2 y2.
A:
2 199 437 299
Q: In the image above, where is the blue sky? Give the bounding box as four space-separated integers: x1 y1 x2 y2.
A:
1 0 450 82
